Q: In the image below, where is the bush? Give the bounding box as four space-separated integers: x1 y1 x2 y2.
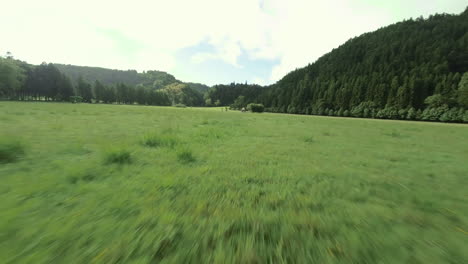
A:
286 104 296 114
398 109 408 120
376 106 399 119
174 103 187 108
104 148 132 164
421 106 448 121
230 96 247 110
177 149 195 164
248 103 265 113
440 107 463 122
406 107 416 120
0 139 25 163
463 110 468 123
141 133 177 148
69 96 83 103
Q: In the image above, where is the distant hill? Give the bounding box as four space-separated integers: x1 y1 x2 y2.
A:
185 82 210 94
53 64 179 89
53 64 210 106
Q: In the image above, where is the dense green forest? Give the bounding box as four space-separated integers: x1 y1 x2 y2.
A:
204 83 265 108
1 7 468 121
255 8 468 122
54 64 209 94
0 59 208 106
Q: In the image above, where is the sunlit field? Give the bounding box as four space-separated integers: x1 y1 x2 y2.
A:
1 102 467 263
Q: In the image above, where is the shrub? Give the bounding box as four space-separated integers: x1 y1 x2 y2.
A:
177 149 196 164
421 106 448 121
0 139 24 163
104 148 132 164
69 96 83 103
440 107 463 122
406 107 416 120
174 103 187 108
337 108 344 116
286 104 296 114
463 110 468 123
398 109 408 120
248 103 265 113
230 96 247 110
141 133 177 148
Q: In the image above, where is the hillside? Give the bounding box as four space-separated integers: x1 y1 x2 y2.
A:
257 8 468 121
53 64 178 88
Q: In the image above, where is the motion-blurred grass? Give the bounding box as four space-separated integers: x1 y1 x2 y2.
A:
0 102 467 263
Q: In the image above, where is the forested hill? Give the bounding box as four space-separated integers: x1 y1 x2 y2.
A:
0 59 210 106
54 64 174 88
54 64 210 94
259 8 468 121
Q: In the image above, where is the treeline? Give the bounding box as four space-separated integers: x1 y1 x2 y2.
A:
257 9 468 122
54 64 177 88
0 58 208 106
54 64 210 94
204 82 265 107
204 9 468 122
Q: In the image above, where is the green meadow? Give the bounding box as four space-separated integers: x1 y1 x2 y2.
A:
1 101 467 263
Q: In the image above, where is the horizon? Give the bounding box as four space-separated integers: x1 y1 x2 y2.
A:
1 0 466 86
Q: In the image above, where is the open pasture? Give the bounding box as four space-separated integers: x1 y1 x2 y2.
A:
1 102 467 263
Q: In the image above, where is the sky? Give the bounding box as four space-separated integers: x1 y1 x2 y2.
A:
1 0 466 86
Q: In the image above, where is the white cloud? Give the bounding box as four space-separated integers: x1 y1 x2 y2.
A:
1 0 466 84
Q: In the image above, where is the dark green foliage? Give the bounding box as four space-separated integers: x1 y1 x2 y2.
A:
424 94 445 108
0 138 24 163
421 106 449 121
204 82 265 107
230 95 247 109
69 96 83 103
185 82 210 94
247 103 265 113
0 58 204 107
54 64 177 88
256 9 468 123
458 72 468 107
104 148 132 164
0 57 25 98
177 149 195 164
77 76 93 103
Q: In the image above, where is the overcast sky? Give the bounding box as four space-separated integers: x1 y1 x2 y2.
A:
1 0 466 85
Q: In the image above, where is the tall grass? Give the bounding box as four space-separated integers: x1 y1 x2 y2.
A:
0 137 25 163
177 149 196 164
0 101 467 263
104 148 132 164
141 133 178 148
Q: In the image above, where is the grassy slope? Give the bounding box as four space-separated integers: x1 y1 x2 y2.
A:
0 102 467 263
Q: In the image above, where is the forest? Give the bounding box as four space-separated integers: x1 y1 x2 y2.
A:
0 59 207 107
1 8 468 122
256 9 468 122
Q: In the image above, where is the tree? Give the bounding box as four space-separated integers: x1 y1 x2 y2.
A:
0 57 25 98
77 76 93 103
94 80 106 103
424 94 445 108
457 72 468 108
231 95 246 109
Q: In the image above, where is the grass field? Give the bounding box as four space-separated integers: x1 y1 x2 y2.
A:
1 101 467 263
